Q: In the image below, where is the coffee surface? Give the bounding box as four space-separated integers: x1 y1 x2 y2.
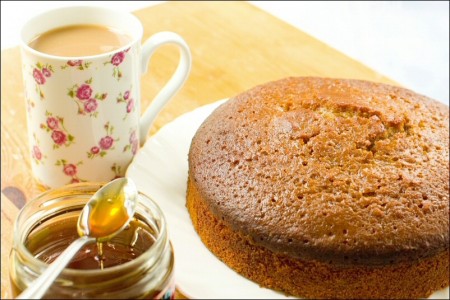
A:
28 24 132 56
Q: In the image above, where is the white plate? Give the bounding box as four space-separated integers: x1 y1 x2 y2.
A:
126 99 294 299
126 99 449 299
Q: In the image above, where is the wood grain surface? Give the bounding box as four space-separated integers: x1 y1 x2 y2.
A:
0 1 396 298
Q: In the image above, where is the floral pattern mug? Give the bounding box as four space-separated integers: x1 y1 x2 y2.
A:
20 6 191 188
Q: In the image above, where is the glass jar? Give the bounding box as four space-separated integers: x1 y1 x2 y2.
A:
10 182 175 299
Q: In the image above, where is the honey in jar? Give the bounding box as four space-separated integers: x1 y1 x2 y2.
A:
10 182 175 299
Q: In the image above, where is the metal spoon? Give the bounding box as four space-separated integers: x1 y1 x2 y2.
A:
17 177 138 299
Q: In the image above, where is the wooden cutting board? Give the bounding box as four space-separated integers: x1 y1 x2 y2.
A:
0 1 396 298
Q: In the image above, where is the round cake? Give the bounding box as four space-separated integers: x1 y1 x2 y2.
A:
186 77 449 299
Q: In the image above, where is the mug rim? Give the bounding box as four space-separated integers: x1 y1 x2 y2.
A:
20 5 143 61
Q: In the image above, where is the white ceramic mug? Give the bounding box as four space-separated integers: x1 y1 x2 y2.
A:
20 6 191 188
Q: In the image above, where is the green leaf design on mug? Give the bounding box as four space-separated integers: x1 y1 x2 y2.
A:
32 62 54 100
61 60 92 70
123 128 138 156
67 78 107 117
87 122 119 159
40 111 75 149
116 88 135 120
111 163 124 179
55 159 86 184
104 48 129 81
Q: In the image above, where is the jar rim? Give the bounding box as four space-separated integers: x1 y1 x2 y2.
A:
13 182 168 277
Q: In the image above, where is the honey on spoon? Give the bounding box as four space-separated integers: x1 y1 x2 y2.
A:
17 177 138 299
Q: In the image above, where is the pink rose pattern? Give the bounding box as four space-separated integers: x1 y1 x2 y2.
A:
27 52 137 182
116 88 135 119
61 59 92 70
90 146 100 154
46 116 59 130
104 48 130 80
31 133 46 165
87 122 119 159
32 62 54 99
76 84 92 100
33 146 42 160
51 130 67 145
33 69 45 85
100 136 114 150
67 78 107 117
40 111 74 149
84 98 98 113
64 164 77 176
123 129 139 156
127 99 135 113
56 159 86 184
68 60 82 67
111 52 125 66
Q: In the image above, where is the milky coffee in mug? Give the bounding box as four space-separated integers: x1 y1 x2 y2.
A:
28 24 132 57
20 6 192 188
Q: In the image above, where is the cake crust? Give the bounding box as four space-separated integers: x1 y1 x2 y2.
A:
188 77 449 265
187 77 449 298
187 176 449 299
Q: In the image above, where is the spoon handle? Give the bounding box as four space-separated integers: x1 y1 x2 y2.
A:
16 235 96 299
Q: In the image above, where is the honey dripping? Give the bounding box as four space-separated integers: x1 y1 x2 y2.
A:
28 217 156 270
88 193 128 270
96 242 104 270
94 224 145 270
75 186 141 270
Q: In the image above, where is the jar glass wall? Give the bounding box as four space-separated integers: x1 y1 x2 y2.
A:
10 182 174 299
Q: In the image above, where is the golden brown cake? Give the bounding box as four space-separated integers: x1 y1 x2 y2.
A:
186 77 449 299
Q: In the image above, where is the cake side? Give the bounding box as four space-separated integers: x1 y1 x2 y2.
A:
188 77 449 265
187 176 450 299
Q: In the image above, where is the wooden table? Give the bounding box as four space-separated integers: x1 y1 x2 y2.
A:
1 1 396 298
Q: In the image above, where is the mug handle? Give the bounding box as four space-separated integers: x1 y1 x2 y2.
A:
139 31 192 145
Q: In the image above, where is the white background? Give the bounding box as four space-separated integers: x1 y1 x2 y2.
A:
1 1 448 105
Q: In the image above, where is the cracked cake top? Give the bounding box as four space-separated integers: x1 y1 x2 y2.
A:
188 77 449 265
